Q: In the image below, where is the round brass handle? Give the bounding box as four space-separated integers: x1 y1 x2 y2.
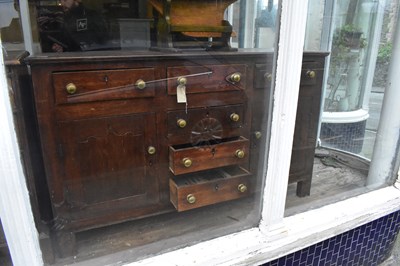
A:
235 149 245 159
182 158 192 168
254 131 262 139
147 146 156 155
230 113 240 122
135 79 146 90
66 83 77 95
238 184 247 193
177 77 187 86
264 73 272 81
306 70 316 79
177 119 187 128
230 73 241 83
187 194 196 204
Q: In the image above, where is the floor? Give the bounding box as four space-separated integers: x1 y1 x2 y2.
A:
285 148 371 216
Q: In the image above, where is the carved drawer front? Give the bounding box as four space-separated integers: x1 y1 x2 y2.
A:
169 136 249 175
167 104 244 143
169 166 251 211
53 68 155 104
167 64 246 95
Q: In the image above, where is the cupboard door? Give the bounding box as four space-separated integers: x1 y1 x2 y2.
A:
56 113 159 216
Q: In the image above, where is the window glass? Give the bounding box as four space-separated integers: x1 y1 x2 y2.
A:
286 0 400 215
1 0 279 264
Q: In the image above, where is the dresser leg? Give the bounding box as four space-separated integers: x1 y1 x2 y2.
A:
39 232 55 264
296 180 311 197
52 230 77 258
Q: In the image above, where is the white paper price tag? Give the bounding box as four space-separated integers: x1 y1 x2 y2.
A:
177 85 187 103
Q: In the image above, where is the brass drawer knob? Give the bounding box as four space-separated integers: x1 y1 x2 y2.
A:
235 149 245 159
230 113 240 122
177 77 187 86
264 73 272 81
66 83 77 95
306 70 316 79
187 194 196 204
177 119 187 128
230 73 241 83
254 131 262 139
135 79 146 90
238 184 247 193
147 146 156 155
182 158 192 168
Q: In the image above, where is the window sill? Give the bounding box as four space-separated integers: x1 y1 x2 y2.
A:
128 186 400 266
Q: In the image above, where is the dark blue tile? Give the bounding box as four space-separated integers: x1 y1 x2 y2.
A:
319 257 326 265
293 251 301 262
307 254 314 265
299 260 307 266
309 245 316 254
277 257 286 266
312 257 320 266
315 245 322 256
360 246 367 256
320 248 328 259
326 250 333 260
331 253 338 263
261 211 400 266
300 250 308 261
333 243 340 254
355 243 362 254
348 250 356 261
339 245 345 254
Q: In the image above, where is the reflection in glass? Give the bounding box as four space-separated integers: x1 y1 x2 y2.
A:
2 0 280 264
286 0 399 216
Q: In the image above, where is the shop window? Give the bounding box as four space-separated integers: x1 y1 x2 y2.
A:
286 0 400 215
1 0 281 264
2 0 400 264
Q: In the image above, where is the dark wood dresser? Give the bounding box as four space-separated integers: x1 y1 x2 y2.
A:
24 50 326 256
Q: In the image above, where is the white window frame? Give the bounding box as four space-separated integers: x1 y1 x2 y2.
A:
1 1 400 265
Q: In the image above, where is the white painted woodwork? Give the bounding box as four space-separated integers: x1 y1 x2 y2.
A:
259 0 310 229
130 187 400 266
368 10 400 185
0 39 43 266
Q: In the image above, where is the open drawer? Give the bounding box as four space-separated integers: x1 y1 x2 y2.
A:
169 166 251 211
169 137 249 175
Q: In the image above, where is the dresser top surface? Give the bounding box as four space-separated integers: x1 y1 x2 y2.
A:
24 49 328 65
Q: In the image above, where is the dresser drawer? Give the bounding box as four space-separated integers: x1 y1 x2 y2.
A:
53 68 155 104
167 64 246 95
169 166 251 211
167 104 244 143
169 136 249 175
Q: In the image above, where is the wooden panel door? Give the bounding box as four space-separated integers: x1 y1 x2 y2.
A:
55 112 159 223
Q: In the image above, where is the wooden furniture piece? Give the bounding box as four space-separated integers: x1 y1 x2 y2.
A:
147 0 237 50
289 54 327 197
25 50 326 257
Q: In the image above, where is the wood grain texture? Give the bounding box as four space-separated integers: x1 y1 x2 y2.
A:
169 137 249 175
169 166 251 211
